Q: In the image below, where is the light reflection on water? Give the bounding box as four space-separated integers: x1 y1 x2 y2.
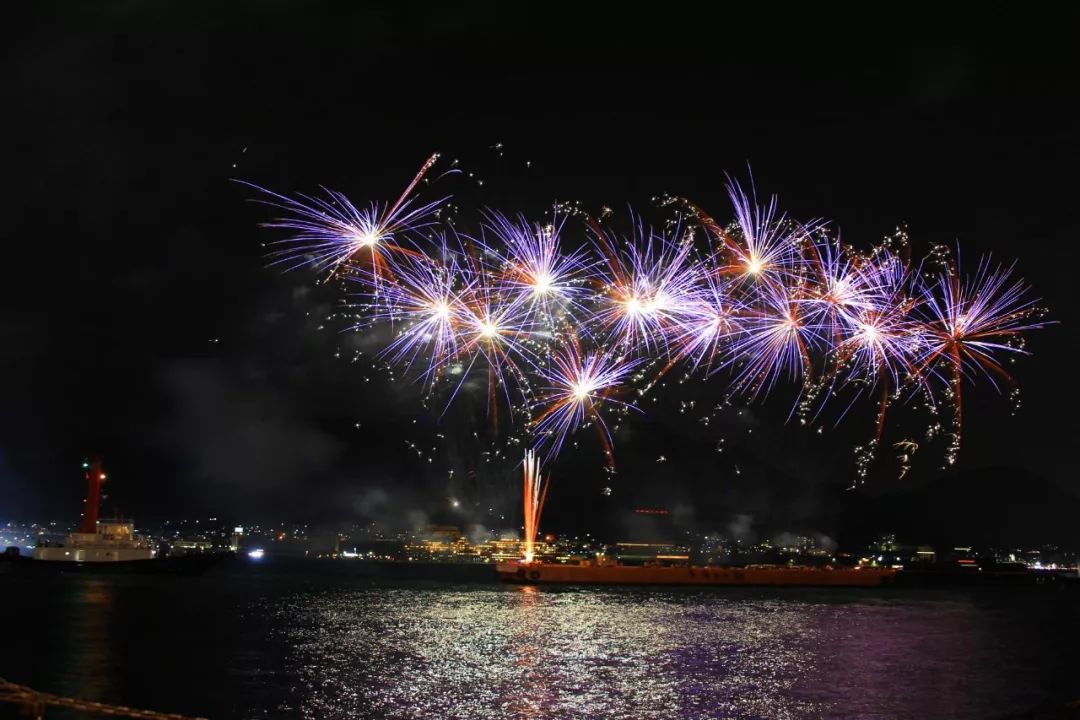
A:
3 573 1077 720
259 585 1047 720
62 580 115 704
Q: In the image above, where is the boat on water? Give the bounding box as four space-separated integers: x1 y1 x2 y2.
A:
33 519 154 563
30 458 156 566
501 451 894 588
10 457 227 575
496 558 896 587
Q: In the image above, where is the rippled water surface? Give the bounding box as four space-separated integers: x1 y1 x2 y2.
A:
2 561 1077 719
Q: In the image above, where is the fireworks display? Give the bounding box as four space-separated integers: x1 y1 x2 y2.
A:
245 155 1051 489
521 449 549 563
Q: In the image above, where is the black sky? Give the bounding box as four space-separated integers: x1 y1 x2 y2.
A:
2 2 1077 546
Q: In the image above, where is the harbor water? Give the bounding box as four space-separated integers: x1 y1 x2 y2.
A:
2 558 1077 719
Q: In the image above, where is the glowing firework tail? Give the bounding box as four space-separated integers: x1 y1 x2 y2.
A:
914 254 1044 465
238 154 446 279
521 449 549 563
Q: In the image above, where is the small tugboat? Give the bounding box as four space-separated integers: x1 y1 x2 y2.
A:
496 557 896 587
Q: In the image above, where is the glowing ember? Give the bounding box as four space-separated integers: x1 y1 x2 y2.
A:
353 229 380 248
532 273 553 295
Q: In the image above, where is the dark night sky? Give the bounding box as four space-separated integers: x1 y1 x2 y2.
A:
2 2 1077 546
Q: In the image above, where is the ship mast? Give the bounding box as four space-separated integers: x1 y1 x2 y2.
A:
80 457 105 533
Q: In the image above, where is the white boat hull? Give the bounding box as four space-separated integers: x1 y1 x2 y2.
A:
33 546 153 562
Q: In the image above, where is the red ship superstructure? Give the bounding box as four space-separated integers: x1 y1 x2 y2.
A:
80 457 104 533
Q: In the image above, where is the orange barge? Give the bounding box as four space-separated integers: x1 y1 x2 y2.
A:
496 560 896 587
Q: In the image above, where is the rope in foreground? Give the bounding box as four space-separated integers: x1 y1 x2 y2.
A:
0 676 206 720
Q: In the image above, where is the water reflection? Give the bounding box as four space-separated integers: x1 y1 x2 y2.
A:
59 579 114 703
270 588 834 719
3 576 1076 719
507 586 550 720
